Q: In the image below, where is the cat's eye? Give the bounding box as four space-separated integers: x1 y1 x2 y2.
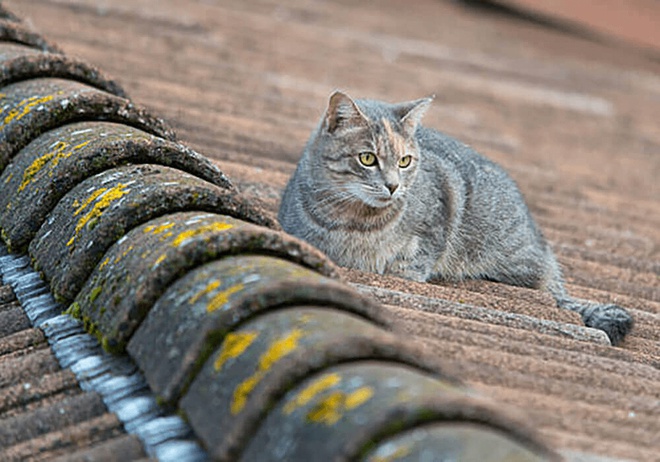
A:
398 155 412 168
358 152 377 167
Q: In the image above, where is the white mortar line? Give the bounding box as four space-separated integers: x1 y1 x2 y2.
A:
0 245 208 462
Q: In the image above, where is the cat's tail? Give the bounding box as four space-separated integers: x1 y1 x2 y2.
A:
542 260 633 345
556 297 633 346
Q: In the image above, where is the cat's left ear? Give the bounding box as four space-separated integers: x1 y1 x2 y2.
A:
397 96 434 137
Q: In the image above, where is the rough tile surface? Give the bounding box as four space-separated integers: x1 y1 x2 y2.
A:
3 0 659 460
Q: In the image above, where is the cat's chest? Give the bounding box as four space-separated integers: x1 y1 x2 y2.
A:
319 225 419 275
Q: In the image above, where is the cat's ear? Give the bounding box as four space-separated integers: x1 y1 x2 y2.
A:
397 96 434 137
324 91 368 134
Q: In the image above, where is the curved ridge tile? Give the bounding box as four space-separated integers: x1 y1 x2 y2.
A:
0 121 233 252
28 164 267 302
240 362 555 461
0 18 60 52
71 212 338 353
0 4 560 461
180 310 461 461
0 77 175 171
362 423 549 462
0 42 126 97
128 255 388 404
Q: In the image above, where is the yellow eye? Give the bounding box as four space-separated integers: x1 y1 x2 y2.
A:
398 155 412 168
358 152 377 167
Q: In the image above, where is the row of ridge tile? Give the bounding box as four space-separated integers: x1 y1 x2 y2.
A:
0 7 556 461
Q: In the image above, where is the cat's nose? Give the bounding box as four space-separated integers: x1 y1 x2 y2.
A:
386 183 399 195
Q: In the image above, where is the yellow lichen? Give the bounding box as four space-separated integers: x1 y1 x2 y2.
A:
306 386 374 426
258 328 304 371
144 222 175 235
231 328 304 414
67 183 130 247
1 94 55 128
19 151 56 191
231 374 261 415
103 244 134 270
153 253 167 267
99 256 111 270
37 140 90 183
283 373 341 415
214 331 259 371
306 391 344 425
189 280 221 305
73 188 107 215
344 386 374 409
171 222 233 247
206 284 244 313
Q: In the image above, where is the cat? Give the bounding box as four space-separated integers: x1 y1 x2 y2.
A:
278 91 633 346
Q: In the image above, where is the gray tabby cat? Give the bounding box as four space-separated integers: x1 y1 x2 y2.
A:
278 91 633 345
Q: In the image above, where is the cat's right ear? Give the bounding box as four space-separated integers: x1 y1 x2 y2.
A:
324 91 368 134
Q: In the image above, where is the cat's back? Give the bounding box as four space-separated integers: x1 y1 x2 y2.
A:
415 124 537 236
415 126 524 203
416 127 500 175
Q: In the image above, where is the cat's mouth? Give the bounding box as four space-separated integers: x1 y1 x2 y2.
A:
360 193 398 210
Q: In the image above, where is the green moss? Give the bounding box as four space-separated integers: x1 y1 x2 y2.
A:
89 286 103 302
65 301 82 318
101 334 124 355
87 216 99 231
82 315 99 336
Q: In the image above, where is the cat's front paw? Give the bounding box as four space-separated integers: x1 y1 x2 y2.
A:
384 261 427 283
582 303 634 346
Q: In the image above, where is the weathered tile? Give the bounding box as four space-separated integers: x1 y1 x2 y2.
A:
361 423 549 462
0 78 175 171
180 308 457 461
239 362 554 461
48 434 147 462
128 255 387 404
0 121 234 252
71 212 337 353
0 369 78 416
28 164 256 301
0 348 59 388
2 413 126 461
0 42 125 97
0 327 45 356
0 284 16 303
0 303 30 337
0 17 59 52
0 392 107 447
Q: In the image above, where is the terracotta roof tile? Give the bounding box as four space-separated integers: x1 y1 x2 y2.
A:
1 0 658 460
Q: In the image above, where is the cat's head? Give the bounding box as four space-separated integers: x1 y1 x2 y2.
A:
306 91 432 217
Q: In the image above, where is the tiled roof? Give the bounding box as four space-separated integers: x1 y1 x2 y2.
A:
1 0 659 461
